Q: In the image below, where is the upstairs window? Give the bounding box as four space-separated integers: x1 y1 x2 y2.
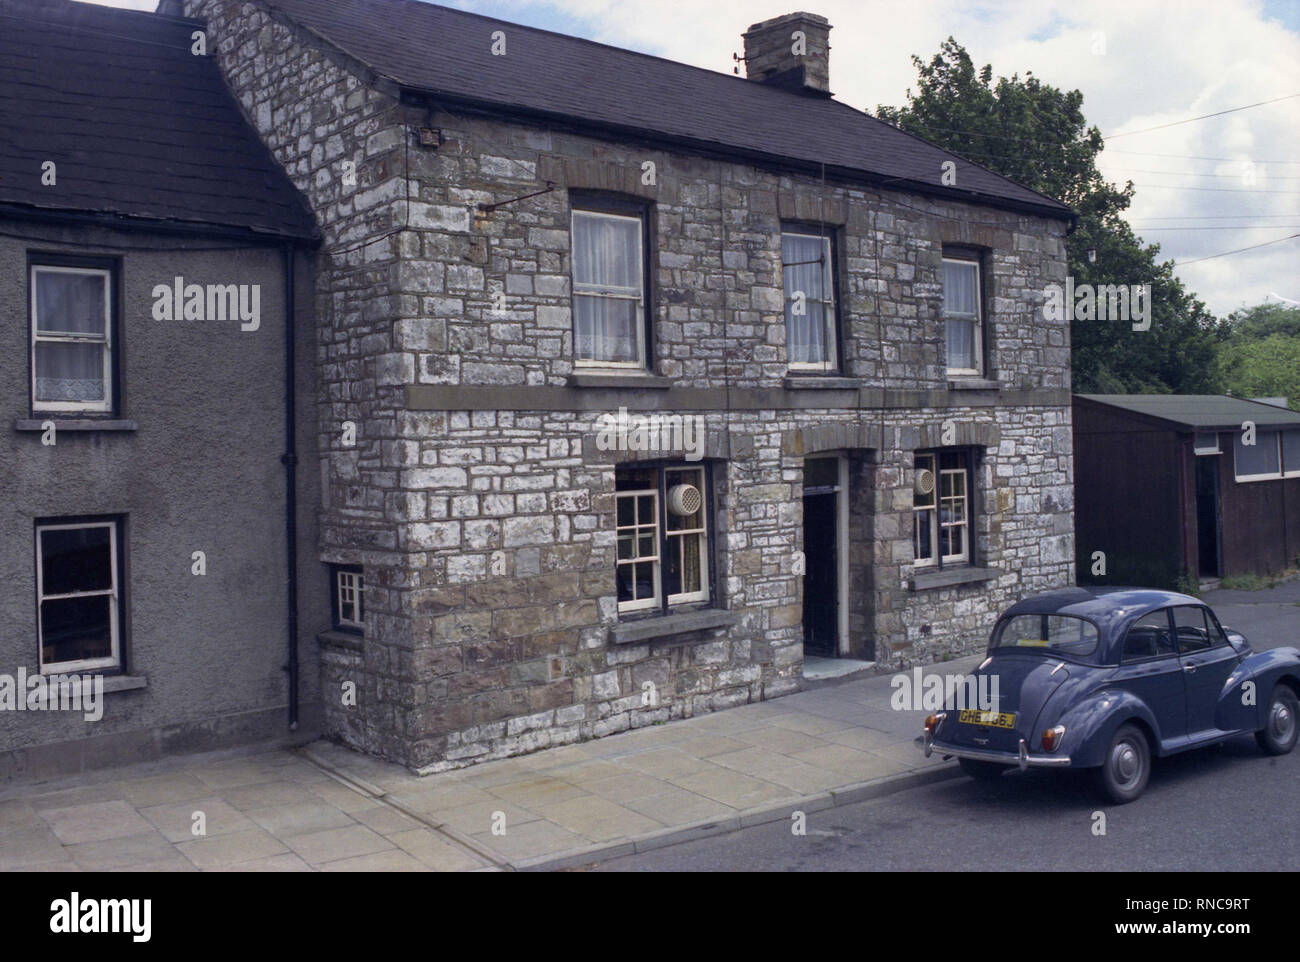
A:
571 207 646 368
914 450 971 567
942 256 982 376
31 263 115 413
781 229 838 371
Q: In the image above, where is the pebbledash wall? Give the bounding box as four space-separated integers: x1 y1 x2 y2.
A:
186 0 1075 772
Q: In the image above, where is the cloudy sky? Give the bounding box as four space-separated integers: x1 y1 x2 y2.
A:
92 0 1300 319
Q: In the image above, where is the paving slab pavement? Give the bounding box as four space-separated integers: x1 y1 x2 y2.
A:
0 653 981 871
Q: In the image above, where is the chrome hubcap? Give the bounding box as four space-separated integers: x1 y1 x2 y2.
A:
1271 700 1294 742
1112 741 1141 786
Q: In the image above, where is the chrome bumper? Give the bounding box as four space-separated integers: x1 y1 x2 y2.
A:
920 731 1072 769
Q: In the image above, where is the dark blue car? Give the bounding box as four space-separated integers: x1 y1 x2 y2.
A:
920 587 1300 803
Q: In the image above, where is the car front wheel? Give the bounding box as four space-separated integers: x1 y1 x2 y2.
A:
1095 723 1150 804
1255 684 1299 756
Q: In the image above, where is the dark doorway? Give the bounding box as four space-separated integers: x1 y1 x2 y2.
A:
1195 456 1221 578
802 491 838 656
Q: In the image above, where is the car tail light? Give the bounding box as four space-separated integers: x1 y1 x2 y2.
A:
1042 725 1066 752
924 712 946 734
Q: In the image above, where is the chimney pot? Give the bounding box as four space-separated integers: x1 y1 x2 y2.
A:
742 12 832 95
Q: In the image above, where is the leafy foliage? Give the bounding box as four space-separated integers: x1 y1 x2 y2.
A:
875 39 1221 394
1217 303 1300 410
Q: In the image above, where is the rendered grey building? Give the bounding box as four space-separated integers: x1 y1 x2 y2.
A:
0 0 324 778
5 0 1078 777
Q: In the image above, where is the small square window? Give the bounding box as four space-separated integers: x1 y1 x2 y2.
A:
913 450 972 567
615 464 711 614
331 565 364 632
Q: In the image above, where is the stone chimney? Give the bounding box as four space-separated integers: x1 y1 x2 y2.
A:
742 12 831 96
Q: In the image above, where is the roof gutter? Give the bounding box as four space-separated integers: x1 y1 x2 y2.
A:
398 87 1076 225
0 201 320 247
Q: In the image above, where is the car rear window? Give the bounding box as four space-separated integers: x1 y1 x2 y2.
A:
991 614 1099 657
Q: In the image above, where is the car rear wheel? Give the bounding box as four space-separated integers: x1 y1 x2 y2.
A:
959 758 1005 781
1255 684 1299 756
1095 723 1149 804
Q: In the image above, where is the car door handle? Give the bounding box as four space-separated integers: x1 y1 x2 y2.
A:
1183 663 1197 671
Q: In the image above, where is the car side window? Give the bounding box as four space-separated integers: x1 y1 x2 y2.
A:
1123 610 1176 661
1172 605 1213 653
1204 610 1229 647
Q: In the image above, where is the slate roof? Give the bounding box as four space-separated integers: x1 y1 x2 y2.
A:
259 0 1073 221
1076 394 1300 430
0 0 317 240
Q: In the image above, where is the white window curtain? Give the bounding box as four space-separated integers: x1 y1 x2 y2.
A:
783 233 833 367
943 259 979 373
572 211 642 365
33 269 109 405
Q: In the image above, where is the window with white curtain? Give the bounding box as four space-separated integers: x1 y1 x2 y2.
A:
571 209 645 367
31 264 114 412
782 230 837 371
942 257 982 376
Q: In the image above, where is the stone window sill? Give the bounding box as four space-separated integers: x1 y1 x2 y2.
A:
947 378 1000 391
609 608 737 644
15 418 137 432
783 376 863 390
567 372 674 389
909 566 999 591
28 674 146 706
318 629 364 652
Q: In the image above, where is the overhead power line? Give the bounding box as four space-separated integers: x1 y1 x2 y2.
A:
1172 233 1300 266
1106 93 1300 139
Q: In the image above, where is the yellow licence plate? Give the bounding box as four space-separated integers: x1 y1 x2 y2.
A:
958 709 1017 729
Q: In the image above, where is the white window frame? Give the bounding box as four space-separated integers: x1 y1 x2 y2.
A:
664 466 710 606
1193 432 1220 456
942 256 982 377
36 520 121 673
616 487 661 612
1233 429 1283 482
782 231 837 372
335 568 364 630
571 209 646 370
913 452 971 567
938 467 970 564
30 264 113 414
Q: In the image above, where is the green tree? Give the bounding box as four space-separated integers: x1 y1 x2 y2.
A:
875 39 1221 394
1218 303 1300 409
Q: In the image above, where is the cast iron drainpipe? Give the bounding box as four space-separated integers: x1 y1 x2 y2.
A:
281 243 299 730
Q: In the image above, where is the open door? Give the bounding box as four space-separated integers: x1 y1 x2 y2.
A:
802 456 844 657
1195 454 1221 578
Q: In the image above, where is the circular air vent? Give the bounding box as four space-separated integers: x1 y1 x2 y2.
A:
667 484 702 517
914 469 936 497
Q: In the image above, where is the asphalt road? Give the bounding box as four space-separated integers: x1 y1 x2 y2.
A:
586 582 1300 872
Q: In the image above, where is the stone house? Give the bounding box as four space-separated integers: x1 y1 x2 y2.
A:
0 0 325 778
8 0 1077 777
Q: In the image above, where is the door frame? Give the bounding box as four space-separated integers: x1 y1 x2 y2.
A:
803 454 849 656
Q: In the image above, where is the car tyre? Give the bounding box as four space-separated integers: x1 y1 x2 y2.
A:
1095 723 1149 804
958 758 1005 781
1255 684 1299 756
